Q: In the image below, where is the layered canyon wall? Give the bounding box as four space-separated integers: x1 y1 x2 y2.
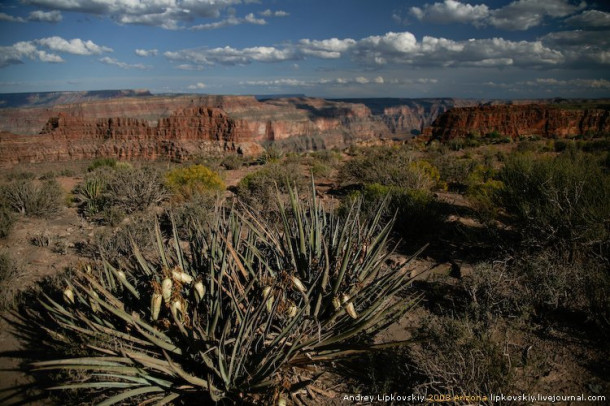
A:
0 94 442 165
425 104 610 141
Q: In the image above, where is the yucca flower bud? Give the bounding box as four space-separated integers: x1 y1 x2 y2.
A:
117 270 127 283
63 287 74 304
172 269 193 284
286 303 298 317
151 292 162 320
266 296 274 313
89 291 101 313
292 276 307 293
170 299 182 321
332 296 341 311
342 294 358 319
194 280 205 303
162 278 172 303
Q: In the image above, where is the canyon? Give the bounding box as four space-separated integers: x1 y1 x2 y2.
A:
0 91 472 165
0 91 608 165
425 102 610 141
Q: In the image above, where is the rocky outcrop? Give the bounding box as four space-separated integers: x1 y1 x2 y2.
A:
0 95 394 164
425 104 610 141
0 106 266 165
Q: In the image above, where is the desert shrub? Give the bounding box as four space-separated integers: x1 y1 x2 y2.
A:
107 166 167 214
309 160 332 177
0 251 21 309
170 192 217 235
6 171 36 181
235 162 305 211
74 177 107 217
1 179 63 217
165 164 224 202
101 206 127 226
0 251 14 283
462 261 531 323
411 315 512 400
87 157 117 172
434 155 477 188
59 168 76 177
27 185 422 404
38 171 57 180
258 145 283 164
339 146 442 191
465 165 504 216
498 152 610 257
310 149 342 166
346 183 443 243
220 154 245 170
462 252 609 329
75 166 166 222
0 204 15 238
31 232 52 247
94 213 157 265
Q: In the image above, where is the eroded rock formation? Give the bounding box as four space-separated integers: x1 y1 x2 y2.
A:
0 106 264 165
425 104 610 140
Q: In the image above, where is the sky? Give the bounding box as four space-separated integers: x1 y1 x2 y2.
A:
0 0 609 99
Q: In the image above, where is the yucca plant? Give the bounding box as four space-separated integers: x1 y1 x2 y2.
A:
28 181 423 404
75 177 107 216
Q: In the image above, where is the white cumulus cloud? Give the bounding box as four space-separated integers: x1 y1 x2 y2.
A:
164 28 609 70
410 0 587 31
28 10 62 22
23 0 246 29
36 37 113 55
0 36 112 68
188 82 207 89
0 13 26 22
99 56 149 69
135 48 159 57
410 0 489 24
259 9 289 17
0 9 62 23
565 10 610 29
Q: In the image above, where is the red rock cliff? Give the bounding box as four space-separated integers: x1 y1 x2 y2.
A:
0 106 265 165
425 104 610 141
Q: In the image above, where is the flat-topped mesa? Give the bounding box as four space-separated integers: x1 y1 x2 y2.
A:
425 104 610 141
0 106 257 165
41 106 236 142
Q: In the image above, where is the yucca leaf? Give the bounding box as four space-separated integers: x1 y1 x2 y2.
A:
153 392 180 406
96 385 165 406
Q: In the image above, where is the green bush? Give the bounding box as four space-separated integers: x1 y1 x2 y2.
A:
220 154 245 170
165 164 224 201
235 162 305 211
339 146 442 191
107 166 167 213
27 184 422 404
466 164 504 216
310 161 332 177
87 157 117 172
0 204 15 238
1 179 63 217
434 155 477 188
347 183 442 243
258 145 283 164
0 250 23 309
498 152 610 257
74 177 107 217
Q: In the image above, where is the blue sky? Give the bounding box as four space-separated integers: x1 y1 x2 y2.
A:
0 0 609 98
